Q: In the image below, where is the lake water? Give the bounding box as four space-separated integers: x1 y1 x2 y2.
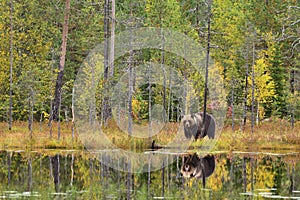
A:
0 149 299 199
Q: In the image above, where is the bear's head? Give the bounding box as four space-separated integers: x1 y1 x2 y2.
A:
180 154 202 178
182 114 195 129
182 114 200 138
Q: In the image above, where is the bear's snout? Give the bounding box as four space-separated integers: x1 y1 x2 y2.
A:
183 120 191 128
184 122 190 128
184 164 190 171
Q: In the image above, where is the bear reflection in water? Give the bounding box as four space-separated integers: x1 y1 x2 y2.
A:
180 154 215 187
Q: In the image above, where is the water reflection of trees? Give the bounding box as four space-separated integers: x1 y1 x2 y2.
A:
0 150 299 199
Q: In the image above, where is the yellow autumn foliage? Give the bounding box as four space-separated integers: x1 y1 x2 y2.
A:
248 57 276 119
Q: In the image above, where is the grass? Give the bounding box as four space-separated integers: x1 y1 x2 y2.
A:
217 119 300 152
0 119 299 152
0 121 84 150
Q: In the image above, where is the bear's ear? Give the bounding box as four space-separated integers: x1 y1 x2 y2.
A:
191 114 196 120
191 154 199 163
179 113 184 121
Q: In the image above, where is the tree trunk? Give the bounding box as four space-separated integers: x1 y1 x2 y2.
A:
28 88 34 138
148 65 152 137
52 155 60 192
290 164 295 193
256 101 259 125
102 0 111 125
7 152 12 185
109 0 115 77
127 161 131 200
243 41 249 130
39 103 43 132
148 158 151 197
251 37 255 135
70 153 74 186
128 52 133 135
49 49 55 138
52 0 71 121
27 157 32 191
103 0 109 80
131 174 134 194
58 92 61 140
231 84 235 132
128 0 133 136
290 69 295 129
203 1 212 127
161 160 165 197
9 0 13 131
183 40 187 115
167 67 173 121
71 88 75 140
167 156 170 191
161 30 166 122
65 109 68 126
89 57 95 125
250 157 254 192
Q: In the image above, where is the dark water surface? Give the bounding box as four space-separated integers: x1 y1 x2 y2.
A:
0 149 299 199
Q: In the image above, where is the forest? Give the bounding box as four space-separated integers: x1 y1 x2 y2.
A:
0 0 300 199
0 0 299 142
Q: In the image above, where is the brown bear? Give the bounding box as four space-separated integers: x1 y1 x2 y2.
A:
180 154 215 187
182 112 216 140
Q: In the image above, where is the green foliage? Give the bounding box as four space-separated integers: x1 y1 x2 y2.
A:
211 0 299 121
264 35 289 117
0 0 298 125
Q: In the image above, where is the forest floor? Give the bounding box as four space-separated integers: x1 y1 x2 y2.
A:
0 120 299 152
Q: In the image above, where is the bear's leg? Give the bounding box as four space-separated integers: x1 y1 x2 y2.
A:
207 115 216 139
184 128 192 139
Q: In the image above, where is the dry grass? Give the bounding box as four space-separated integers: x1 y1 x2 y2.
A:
0 119 299 151
0 121 83 150
217 119 300 151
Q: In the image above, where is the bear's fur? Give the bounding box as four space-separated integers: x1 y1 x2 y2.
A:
182 112 216 139
180 154 215 187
